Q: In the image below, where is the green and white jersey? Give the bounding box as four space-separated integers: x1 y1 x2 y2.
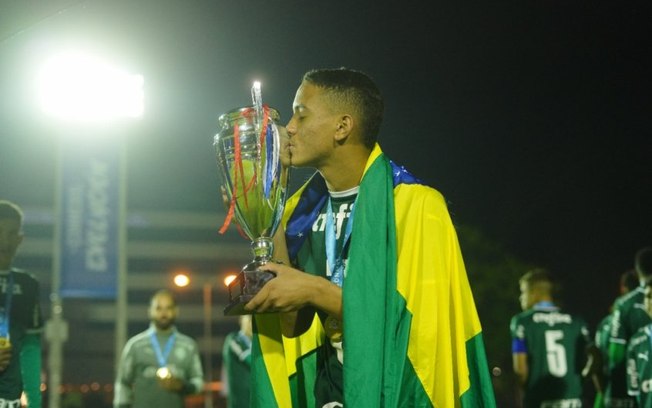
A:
608 286 651 405
221 331 251 408
114 325 204 408
595 314 612 401
510 302 590 408
626 324 652 407
0 268 43 401
597 311 637 407
295 187 357 407
596 314 612 358
611 286 652 346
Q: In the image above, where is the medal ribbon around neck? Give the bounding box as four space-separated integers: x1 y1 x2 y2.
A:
149 331 176 368
0 271 15 339
325 197 356 288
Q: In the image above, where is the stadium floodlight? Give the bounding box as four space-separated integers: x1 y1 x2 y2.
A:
37 51 144 122
37 49 144 408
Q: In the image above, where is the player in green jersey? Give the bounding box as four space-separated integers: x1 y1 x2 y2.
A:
608 247 652 407
0 200 43 408
625 247 652 407
243 68 496 407
221 315 252 408
511 268 591 407
114 290 204 408
590 269 638 408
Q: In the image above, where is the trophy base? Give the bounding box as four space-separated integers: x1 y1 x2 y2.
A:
223 294 255 316
223 269 276 316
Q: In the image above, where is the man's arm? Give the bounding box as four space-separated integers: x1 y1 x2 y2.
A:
609 341 627 369
253 225 342 338
626 339 641 398
269 225 304 337
113 342 135 408
512 351 529 386
186 342 205 394
20 333 41 408
510 316 529 388
246 261 342 333
608 306 628 369
582 343 605 394
22 276 44 408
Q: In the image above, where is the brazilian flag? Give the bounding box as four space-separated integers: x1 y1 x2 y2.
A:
251 145 496 407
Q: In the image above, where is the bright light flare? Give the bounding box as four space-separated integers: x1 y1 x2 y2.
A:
37 51 144 122
224 274 238 287
173 273 190 288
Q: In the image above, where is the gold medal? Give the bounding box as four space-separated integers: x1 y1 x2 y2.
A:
0 337 10 349
324 316 343 342
156 367 171 380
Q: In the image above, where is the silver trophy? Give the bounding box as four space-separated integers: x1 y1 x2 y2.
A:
214 82 288 316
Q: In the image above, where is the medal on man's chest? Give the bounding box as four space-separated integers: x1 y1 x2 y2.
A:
324 316 343 343
156 366 172 380
150 330 176 380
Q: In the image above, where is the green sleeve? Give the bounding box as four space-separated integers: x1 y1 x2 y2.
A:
20 333 42 408
608 341 626 369
593 391 604 408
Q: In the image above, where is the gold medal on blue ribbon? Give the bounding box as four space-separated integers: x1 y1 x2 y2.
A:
150 330 176 380
156 366 171 379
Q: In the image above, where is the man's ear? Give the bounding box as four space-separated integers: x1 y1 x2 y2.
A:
334 114 353 142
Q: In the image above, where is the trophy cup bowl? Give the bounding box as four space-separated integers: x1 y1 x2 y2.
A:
214 105 287 315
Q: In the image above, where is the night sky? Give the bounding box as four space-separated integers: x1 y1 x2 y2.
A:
1 0 650 332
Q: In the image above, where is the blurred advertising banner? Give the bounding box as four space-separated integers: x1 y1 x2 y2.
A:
59 137 121 298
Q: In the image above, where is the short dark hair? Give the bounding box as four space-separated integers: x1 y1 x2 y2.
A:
151 289 177 307
520 268 558 300
0 200 24 225
303 67 384 149
520 268 552 286
620 268 639 293
636 247 652 279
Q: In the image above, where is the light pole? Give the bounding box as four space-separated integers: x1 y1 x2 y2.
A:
37 50 143 408
203 282 213 408
173 272 214 408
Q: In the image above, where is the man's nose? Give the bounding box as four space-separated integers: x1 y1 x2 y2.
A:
285 120 296 137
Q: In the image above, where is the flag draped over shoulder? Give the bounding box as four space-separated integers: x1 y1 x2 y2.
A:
250 144 496 407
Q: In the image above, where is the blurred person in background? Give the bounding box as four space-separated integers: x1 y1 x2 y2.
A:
511 268 592 407
625 247 652 406
607 247 652 407
0 200 43 408
114 289 204 408
589 269 638 407
220 315 252 408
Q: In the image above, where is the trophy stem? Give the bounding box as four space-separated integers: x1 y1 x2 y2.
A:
223 237 277 316
251 237 274 262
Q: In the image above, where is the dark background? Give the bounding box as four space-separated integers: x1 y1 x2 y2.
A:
1 0 650 404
